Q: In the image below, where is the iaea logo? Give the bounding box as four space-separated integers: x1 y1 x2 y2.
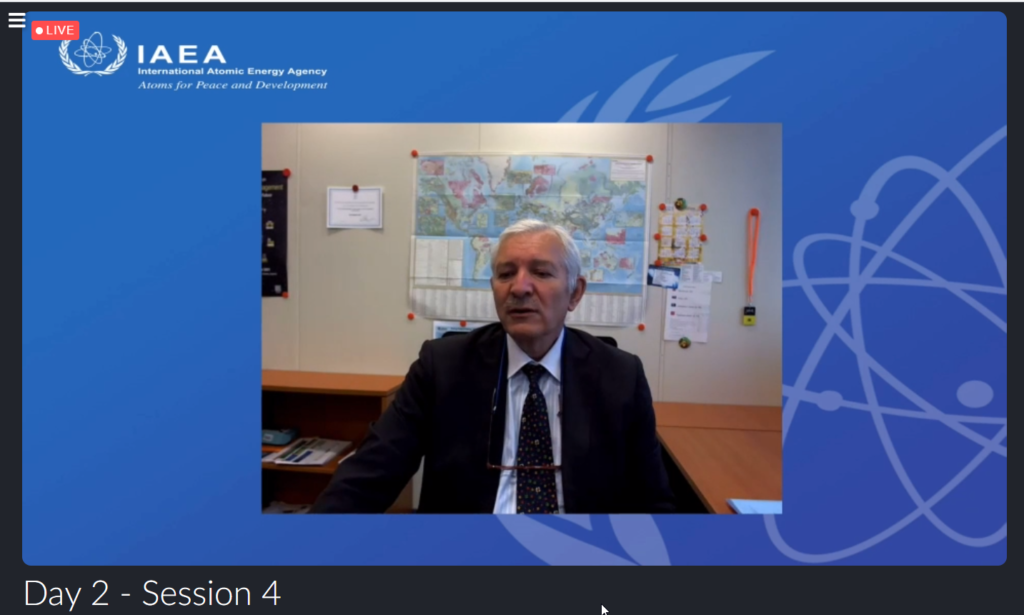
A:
59 32 127 77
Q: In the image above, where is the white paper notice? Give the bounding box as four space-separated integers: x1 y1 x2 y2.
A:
664 281 713 343
678 264 703 284
651 268 679 287
701 270 723 284
610 159 647 182
328 187 383 228
432 320 487 339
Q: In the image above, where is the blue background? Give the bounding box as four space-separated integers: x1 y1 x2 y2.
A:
21 11 1006 565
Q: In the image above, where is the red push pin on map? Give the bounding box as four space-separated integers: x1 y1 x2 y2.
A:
653 233 661 241
282 292 289 299
352 185 359 193
700 234 708 243
411 150 419 158
659 203 666 211
460 320 467 327
699 203 707 212
654 259 663 267
407 313 415 321
646 155 654 163
638 323 646 332
283 168 291 178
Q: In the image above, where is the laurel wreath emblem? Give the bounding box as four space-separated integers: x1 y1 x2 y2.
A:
59 35 127 77
558 51 773 123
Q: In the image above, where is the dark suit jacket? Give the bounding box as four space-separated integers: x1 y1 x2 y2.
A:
310 323 675 513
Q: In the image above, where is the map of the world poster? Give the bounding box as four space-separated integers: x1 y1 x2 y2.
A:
410 154 650 325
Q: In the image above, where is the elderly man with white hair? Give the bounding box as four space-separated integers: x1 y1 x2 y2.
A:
312 219 675 514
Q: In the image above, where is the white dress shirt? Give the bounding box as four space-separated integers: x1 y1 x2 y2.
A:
493 329 565 514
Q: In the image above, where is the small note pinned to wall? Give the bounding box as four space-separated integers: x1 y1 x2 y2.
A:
664 281 712 343
610 159 647 182
701 270 723 284
432 320 487 340
647 265 681 289
678 264 703 284
327 186 383 228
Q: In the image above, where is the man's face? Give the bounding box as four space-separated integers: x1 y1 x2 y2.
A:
491 231 585 345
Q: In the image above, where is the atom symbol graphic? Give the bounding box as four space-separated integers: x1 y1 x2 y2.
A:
74 32 112 68
766 125 1007 562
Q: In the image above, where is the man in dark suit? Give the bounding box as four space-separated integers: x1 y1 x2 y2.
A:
311 219 675 514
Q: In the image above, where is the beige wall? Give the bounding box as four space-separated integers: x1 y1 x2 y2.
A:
261 123 781 406
660 123 782 405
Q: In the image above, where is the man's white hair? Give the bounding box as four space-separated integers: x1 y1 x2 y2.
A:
490 219 583 294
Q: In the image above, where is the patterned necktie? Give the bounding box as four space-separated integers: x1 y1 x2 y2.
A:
516 364 559 514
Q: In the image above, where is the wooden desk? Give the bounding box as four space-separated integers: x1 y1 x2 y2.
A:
262 370 412 513
263 370 404 398
654 401 781 432
658 426 781 514
655 402 782 514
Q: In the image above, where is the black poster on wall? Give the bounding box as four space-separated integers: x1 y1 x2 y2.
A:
262 170 288 297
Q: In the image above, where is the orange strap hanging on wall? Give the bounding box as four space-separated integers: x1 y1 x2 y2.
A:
746 208 761 305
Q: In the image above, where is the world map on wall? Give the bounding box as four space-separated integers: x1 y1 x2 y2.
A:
414 155 648 294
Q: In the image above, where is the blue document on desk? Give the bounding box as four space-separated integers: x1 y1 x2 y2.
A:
728 499 783 514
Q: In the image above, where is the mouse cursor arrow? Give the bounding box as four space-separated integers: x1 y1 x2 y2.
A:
601 607 608 615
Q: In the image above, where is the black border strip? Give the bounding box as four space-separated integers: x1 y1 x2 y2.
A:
7 4 1013 615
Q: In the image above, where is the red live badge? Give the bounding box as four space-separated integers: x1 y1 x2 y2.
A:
31 21 80 40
